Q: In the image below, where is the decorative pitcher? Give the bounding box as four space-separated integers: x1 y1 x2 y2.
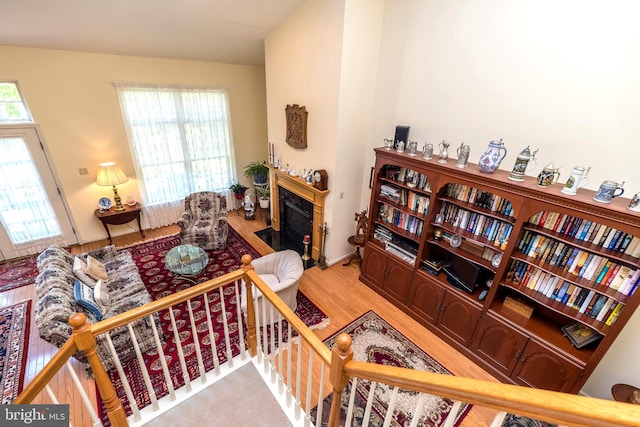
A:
536 163 561 188
456 142 470 168
561 166 590 196
422 142 434 160
438 140 450 164
479 138 507 173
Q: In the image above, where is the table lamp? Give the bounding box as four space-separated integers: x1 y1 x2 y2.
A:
97 162 129 211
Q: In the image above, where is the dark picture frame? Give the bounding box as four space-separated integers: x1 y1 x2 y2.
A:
561 321 603 348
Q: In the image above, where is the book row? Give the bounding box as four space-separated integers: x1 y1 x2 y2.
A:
507 260 625 326
442 183 514 217
518 232 640 296
528 211 640 257
439 202 514 245
379 185 430 215
378 204 425 236
385 167 431 192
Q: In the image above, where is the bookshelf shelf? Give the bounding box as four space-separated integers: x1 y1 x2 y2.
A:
360 147 640 394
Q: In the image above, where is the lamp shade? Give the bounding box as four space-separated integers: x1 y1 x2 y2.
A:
96 162 129 186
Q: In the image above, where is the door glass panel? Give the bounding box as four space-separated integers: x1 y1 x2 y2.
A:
0 135 62 245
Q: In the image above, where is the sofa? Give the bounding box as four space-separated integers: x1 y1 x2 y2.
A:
34 245 160 371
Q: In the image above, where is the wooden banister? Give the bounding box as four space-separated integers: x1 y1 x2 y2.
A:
69 313 128 427
328 334 353 427
344 359 640 427
241 255 257 356
14 339 79 404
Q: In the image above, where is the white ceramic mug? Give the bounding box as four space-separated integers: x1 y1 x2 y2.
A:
594 180 625 203
561 166 590 196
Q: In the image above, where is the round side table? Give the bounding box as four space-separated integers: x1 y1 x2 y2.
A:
343 235 365 267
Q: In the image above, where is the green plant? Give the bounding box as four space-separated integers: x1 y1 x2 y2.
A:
255 184 270 199
228 182 249 194
243 160 269 184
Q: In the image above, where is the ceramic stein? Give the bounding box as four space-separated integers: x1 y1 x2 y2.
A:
407 140 418 156
383 138 394 150
508 146 538 181
561 166 590 195
628 193 640 212
479 138 507 173
594 180 625 203
456 142 470 169
423 142 434 160
537 163 561 188
438 140 449 164
396 140 405 153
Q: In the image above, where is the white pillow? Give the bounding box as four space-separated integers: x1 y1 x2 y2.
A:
94 279 111 313
73 280 104 320
73 257 96 288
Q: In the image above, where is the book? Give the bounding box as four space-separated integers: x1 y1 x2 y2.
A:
579 290 596 313
620 269 640 295
595 261 613 284
561 322 603 348
606 264 625 289
596 298 616 322
605 303 624 326
582 255 603 281
576 253 594 277
573 288 590 309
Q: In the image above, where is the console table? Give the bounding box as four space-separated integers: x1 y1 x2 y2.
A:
94 202 144 244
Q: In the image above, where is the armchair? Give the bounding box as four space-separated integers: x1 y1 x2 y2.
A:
177 191 229 250
241 250 304 313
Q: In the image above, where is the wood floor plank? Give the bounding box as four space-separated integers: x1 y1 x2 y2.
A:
2 211 498 425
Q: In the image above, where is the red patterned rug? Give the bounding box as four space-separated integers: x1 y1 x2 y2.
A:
312 311 471 427
0 256 38 293
0 300 31 404
99 228 329 424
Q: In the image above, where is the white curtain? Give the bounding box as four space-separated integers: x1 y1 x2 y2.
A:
115 83 238 229
0 135 66 255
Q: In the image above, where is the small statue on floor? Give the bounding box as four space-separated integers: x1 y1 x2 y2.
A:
243 194 255 220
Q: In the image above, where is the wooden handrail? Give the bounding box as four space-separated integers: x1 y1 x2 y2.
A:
245 269 332 363
14 339 79 404
344 357 640 427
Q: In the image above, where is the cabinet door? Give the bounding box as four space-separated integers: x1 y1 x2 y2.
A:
383 258 413 303
361 245 386 290
471 315 528 376
512 340 583 392
437 291 481 347
408 274 446 324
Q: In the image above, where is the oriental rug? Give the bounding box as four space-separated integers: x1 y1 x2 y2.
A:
0 300 31 404
99 228 328 424
312 311 471 427
0 256 38 293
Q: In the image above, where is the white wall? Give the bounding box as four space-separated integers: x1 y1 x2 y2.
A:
265 0 385 263
0 45 268 243
366 0 640 400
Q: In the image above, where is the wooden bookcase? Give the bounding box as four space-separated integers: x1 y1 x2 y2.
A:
360 147 640 393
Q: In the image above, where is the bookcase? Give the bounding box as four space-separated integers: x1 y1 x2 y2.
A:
360 147 640 393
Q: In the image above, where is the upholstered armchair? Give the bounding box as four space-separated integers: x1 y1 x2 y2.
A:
177 191 229 250
241 250 304 313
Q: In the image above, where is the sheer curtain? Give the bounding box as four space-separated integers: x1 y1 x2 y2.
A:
115 83 238 229
0 135 66 255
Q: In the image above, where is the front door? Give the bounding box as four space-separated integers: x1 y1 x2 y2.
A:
0 126 77 260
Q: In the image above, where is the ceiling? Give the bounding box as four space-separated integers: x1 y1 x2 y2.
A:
0 0 305 66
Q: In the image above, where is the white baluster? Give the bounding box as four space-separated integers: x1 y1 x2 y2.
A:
286 322 293 408
408 393 427 427
261 296 269 374
294 331 303 420
202 291 221 376
169 305 192 392
304 350 314 427
490 411 508 427
269 304 277 384
186 298 206 383
382 386 400 427
127 323 159 411
65 361 103 427
233 279 247 359
277 308 284 394
314 363 326 427
218 286 234 367
362 380 377 427
442 400 463 427
45 385 74 427
345 377 358 426
104 333 141 421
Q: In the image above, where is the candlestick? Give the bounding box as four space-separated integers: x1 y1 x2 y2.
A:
302 235 311 261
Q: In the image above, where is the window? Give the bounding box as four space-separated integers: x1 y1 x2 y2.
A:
0 82 33 123
116 84 237 228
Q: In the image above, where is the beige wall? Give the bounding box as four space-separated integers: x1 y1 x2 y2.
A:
265 0 385 263
0 45 268 243
367 0 640 401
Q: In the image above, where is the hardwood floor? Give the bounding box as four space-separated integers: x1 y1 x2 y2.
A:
2 211 499 426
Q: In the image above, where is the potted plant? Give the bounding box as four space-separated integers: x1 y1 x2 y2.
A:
244 160 269 185
256 184 270 209
229 183 249 200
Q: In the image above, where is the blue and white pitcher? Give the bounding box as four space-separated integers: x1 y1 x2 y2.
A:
479 138 507 173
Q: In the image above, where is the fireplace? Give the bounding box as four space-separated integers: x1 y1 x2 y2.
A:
279 186 314 249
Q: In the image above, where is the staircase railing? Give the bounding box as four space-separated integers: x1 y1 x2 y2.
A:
17 255 640 427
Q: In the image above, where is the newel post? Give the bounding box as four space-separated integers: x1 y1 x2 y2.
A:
241 254 257 357
328 333 354 427
69 313 128 427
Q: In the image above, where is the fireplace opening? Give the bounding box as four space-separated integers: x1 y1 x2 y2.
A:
254 185 315 269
